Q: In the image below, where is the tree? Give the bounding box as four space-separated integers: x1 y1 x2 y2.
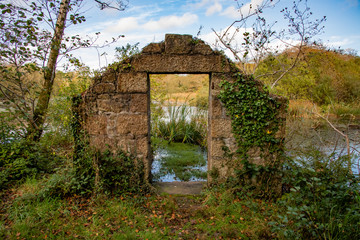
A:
0 0 128 141
213 0 326 88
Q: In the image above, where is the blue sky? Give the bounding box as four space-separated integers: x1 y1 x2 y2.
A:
67 0 360 69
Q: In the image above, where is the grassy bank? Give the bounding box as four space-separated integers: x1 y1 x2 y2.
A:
0 178 280 239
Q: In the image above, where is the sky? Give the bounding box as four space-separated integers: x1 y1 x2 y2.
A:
65 0 360 69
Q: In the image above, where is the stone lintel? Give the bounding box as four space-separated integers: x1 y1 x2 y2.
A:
132 55 231 73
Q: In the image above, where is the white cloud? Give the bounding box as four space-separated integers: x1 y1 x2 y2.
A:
103 13 198 34
200 26 302 61
220 0 265 19
239 0 264 17
106 17 140 33
327 36 353 48
143 13 198 32
193 0 212 8
206 2 222 16
190 0 224 16
221 6 239 19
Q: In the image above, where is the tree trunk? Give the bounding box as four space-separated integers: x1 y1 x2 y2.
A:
27 0 71 141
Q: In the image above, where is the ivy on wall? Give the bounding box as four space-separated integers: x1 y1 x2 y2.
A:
218 73 286 198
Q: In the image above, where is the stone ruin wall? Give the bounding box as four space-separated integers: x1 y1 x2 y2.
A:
80 34 286 182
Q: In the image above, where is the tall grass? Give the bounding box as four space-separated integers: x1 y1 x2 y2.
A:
151 100 207 147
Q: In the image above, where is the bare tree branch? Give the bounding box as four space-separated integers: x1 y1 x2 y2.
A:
94 0 128 11
213 0 326 87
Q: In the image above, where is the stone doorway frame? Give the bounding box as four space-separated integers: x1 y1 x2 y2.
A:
147 72 211 182
80 34 286 183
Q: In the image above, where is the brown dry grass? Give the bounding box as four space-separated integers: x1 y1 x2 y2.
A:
150 74 209 104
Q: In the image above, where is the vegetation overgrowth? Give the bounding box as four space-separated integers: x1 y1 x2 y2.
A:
257 46 360 116
1 45 360 239
151 101 208 147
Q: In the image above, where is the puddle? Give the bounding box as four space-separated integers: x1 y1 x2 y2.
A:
151 140 207 182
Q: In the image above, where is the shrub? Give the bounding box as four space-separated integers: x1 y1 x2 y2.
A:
39 146 149 198
271 150 360 239
0 139 62 191
97 149 147 194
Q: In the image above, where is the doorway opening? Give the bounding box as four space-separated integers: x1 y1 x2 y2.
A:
149 73 210 183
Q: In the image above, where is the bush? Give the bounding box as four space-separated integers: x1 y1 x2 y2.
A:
0 139 62 191
39 146 149 198
271 150 360 239
97 149 147 195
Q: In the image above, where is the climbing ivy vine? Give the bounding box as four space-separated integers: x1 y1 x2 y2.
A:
218 73 286 198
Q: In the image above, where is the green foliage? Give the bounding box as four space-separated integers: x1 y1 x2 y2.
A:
217 73 284 198
330 102 360 118
46 68 92 144
256 47 360 106
218 73 282 152
0 139 62 191
96 149 147 195
115 42 140 61
271 150 360 239
37 146 148 198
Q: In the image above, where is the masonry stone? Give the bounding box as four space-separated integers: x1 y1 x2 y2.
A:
117 72 147 93
142 42 164 54
130 94 148 113
210 118 233 138
79 34 286 186
92 83 115 94
115 114 148 135
132 55 230 73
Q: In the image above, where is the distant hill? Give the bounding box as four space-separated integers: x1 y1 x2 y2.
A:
255 46 360 105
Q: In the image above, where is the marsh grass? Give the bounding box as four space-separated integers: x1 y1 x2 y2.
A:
152 100 208 147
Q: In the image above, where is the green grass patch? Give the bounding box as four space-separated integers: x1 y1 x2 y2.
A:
1 183 275 239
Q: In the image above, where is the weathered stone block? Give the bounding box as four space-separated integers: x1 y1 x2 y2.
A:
208 157 233 181
84 99 97 114
86 115 107 135
92 83 115 94
165 34 193 54
101 69 117 83
210 118 233 138
193 40 213 55
210 140 226 158
130 94 148 113
117 72 147 93
132 55 231 73
89 135 114 150
210 96 224 118
116 114 148 135
210 138 237 158
97 95 131 113
135 136 149 156
97 94 111 99
142 43 164 54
